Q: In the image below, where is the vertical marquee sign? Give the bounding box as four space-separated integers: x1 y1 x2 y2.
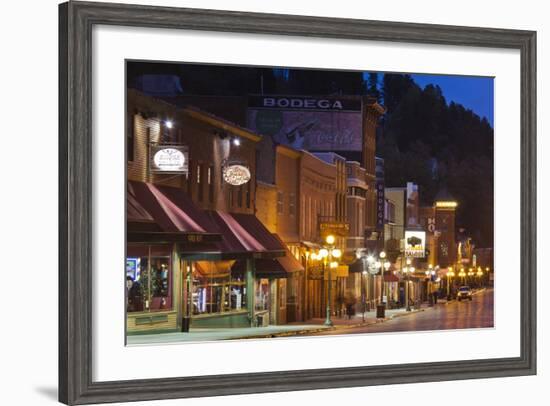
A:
376 180 385 231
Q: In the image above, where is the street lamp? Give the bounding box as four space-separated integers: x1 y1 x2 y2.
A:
403 258 413 311
379 251 386 308
476 267 483 288
459 268 466 285
468 268 474 285
383 260 391 305
447 267 455 300
357 250 390 318
315 235 341 327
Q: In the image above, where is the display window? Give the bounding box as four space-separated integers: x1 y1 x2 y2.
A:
191 261 246 315
126 245 173 313
255 278 270 312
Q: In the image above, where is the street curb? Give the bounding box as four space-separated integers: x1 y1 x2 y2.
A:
227 326 334 340
230 307 432 339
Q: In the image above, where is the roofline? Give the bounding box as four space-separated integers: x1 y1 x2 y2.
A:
276 144 301 159
182 107 262 142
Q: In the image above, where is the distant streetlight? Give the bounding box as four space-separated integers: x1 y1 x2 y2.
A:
357 250 389 318
447 267 455 300
402 260 414 311
459 268 466 285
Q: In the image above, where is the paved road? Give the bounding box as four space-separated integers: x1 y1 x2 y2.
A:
312 288 494 336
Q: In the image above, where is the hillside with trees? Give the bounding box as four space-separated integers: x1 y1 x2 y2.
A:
373 73 494 248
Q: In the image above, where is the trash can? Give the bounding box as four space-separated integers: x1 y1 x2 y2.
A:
376 304 386 318
181 316 190 332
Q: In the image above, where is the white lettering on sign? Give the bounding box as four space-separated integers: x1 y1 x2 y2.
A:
262 97 345 110
428 218 436 233
223 164 251 186
153 148 186 172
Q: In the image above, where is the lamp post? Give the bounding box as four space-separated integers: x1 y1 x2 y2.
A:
377 251 390 318
403 258 413 311
383 260 391 303
379 251 386 305
355 251 368 322
361 268 367 322
356 250 389 317
459 268 466 285
317 234 341 327
447 267 455 300
476 267 483 288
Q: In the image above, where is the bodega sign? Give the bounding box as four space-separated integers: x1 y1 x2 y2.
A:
249 95 361 112
150 145 188 174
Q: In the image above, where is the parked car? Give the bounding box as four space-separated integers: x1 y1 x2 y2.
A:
457 286 473 301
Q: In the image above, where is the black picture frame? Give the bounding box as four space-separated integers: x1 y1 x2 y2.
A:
59 1 537 404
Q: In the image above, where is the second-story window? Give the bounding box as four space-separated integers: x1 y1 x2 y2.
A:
197 164 203 202
246 182 251 209
237 186 243 207
127 113 135 162
208 166 214 203
277 191 284 215
289 193 296 216
187 161 193 198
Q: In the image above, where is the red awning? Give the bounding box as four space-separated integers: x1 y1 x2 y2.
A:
127 181 221 242
272 234 304 273
127 182 155 223
384 273 400 282
204 211 286 257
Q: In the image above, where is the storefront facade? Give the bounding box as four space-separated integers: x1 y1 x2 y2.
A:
126 90 302 334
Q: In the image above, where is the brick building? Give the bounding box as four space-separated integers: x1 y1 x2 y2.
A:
125 90 303 334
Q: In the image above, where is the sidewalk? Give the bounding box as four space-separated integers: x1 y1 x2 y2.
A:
294 302 433 330
128 301 448 345
127 323 333 345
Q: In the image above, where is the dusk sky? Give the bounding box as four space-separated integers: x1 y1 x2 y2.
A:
410 73 494 127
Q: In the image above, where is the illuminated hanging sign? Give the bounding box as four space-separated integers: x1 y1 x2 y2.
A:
222 164 251 186
404 230 426 258
150 145 188 174
319 221 350 238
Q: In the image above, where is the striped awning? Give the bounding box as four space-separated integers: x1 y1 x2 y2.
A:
127 181 221 242
203 211 286 258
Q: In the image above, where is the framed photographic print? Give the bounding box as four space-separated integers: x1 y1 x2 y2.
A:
59 1 536 404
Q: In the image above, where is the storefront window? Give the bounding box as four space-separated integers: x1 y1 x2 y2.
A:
126 245 172 313
191 261 246 315
255 278 270 311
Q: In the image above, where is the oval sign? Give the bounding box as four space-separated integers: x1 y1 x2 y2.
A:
153 148 186 172
223 164 251 186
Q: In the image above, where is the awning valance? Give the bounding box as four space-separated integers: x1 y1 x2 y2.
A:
127 181 221 243
204 211 286 258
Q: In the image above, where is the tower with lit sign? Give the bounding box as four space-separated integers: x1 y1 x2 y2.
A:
434 187 458 267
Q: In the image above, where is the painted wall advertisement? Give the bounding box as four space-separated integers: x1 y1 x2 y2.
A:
247 95 363 151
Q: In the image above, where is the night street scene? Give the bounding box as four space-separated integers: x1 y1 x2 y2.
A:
125 61 494 344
